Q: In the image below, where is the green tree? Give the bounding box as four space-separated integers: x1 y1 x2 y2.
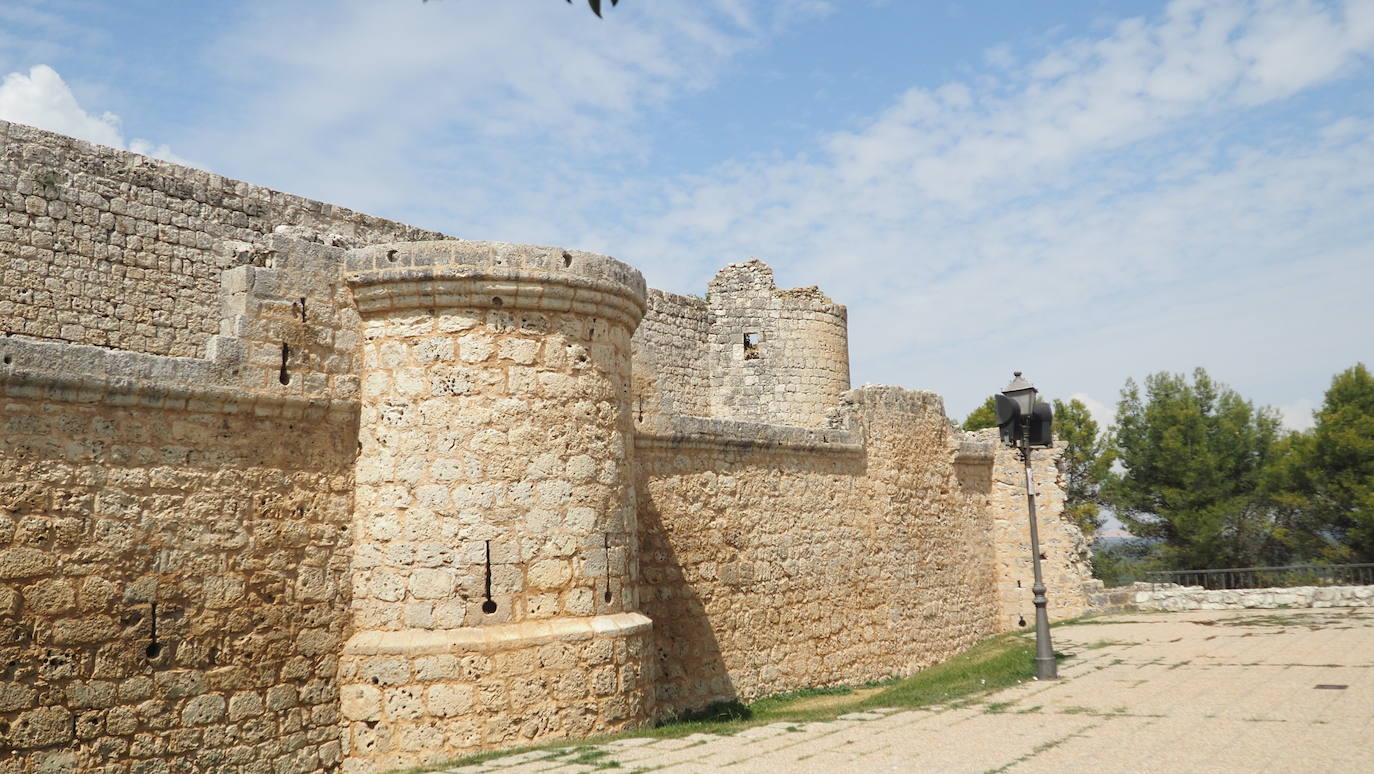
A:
1105 368 1283 569
1052 398 1115 537
1267 363 1374 561
962 395 1112 538
962 396 997 431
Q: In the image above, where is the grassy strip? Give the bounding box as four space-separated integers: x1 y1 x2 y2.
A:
423 632 1035 770
857 634 1033 712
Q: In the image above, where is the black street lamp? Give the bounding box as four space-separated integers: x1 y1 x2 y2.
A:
996 371 1058 680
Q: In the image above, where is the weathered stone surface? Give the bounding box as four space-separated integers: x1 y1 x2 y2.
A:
1097 582 1374 612
0 118 1091 774
7 706 73 748
0 547 55 579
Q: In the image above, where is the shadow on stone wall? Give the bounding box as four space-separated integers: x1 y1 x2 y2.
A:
634 442 869 719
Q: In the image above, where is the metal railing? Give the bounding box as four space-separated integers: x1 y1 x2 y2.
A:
1143 563 1374 590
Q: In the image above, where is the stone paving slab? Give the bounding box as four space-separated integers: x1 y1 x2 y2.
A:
439 607 1374 774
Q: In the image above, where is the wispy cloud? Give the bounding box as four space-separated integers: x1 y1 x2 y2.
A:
593 0 1374 414
189 1 802 215
180 0 1374 419
4 0 1368 425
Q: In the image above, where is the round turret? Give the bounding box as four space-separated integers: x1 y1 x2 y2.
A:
339 240 652 769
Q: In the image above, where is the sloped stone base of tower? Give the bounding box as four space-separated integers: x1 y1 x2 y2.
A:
337 614 652 773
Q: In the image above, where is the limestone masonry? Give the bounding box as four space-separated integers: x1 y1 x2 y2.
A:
0 119 1091 774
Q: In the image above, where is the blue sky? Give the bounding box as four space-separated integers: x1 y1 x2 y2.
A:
1 0 1371 432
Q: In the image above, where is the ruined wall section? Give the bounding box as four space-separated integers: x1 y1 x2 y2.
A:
0 236 363 774
635 387 1001 717
706 261 850 429
628 290 710 434
0 119 447 359
984 431 1093 628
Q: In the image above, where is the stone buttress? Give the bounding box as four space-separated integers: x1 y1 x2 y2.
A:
336 242 653 773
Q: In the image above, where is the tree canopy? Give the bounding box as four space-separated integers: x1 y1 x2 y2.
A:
1052 398 1115 537
1104 368 1282 569
967 364 1371 577
962 395 1112 539
962 396 997 431
1266 363 1374 562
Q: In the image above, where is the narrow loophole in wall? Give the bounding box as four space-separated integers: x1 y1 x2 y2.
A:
743 332 761 360
1 354 10 365
481 540 498 614
279 343 291 385
603 533 613 603
145 601 162 660
298 297 307 323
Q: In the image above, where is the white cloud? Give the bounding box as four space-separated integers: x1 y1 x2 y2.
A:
1067 393 1117 432
127 139 199 169
0 64 123 146
18 0 1353 431
0 64 198 167
187 1 777 211
1278 399 1317 432
588 0 1374 419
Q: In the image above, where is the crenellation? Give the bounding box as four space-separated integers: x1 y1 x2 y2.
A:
0 119 1092 774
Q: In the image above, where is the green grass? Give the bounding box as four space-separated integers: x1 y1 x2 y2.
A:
855 635 1034 711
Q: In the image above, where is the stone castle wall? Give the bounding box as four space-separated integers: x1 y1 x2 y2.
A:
635 389 1002 717
0 120 446 360
0 232 365 773
988 435 1093 627
0 120 1091 774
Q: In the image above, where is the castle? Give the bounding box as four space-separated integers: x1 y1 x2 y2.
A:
0 119 1091 774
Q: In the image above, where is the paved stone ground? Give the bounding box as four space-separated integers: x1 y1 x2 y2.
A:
434 608 1374 773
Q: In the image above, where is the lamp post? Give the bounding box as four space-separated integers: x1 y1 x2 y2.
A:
999 371 1058 680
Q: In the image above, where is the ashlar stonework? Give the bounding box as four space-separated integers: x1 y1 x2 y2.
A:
0 119 1092 774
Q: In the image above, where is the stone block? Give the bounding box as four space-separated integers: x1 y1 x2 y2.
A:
181 694 226 726
340 685 381 722
0 547 55 578
426 684 474 717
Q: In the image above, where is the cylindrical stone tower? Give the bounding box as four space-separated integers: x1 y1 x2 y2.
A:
338 241 653 773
